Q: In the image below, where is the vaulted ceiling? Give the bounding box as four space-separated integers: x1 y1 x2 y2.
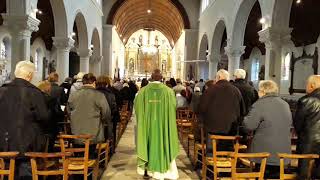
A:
107 0 190 45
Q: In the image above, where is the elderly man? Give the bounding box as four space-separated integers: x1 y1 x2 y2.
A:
0 60 49 179
294 75 320 179
200 69 245 155
173 78 186 94
233 69 258 115
244 80 292 179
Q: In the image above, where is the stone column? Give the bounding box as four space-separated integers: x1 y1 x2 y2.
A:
225 46 245 78
102 25 113 76
52 37 75 83
208 54 219 80
78 49 92 73
2 15 40 75
90 55 103 76
259 27 292 86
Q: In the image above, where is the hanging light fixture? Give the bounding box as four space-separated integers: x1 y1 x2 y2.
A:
296 0 301 4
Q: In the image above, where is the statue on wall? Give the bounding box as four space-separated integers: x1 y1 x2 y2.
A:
155 36 159 47
139 35 143 46
49 60 56 73
162 60 167 73
259 65 265 81
129 58 134 73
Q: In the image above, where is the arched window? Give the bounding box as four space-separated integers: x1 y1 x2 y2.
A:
251 58 260 81
201 0 210 12
282 53 291 80
35 49 42 72
0 41 6 59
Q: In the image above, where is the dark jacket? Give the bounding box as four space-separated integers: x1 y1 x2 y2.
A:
50 82 64 105
97 87 120 124
244 94 292 165
0 78 49 153
233 79 258 115
60 82 72 105
294 88 320 178
199 80 245 134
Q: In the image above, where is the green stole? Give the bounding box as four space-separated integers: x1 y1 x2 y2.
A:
134 82 179 173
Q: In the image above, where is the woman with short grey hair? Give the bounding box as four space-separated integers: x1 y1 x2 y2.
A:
243 80 292 179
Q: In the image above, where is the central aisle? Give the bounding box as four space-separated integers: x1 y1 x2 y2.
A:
101 118 199 180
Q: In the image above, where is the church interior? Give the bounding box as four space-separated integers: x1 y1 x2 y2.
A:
1 0 320 179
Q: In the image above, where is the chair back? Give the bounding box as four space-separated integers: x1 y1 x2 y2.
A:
25 152 71 180
0 152 19 180
210 135 241 163
231 152 270 180
278 153 319 180
58 134 93 177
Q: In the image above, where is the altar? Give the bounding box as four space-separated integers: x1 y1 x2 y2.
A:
124 29 173 79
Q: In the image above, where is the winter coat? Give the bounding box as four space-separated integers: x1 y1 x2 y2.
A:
70 81 83 95
294 88 320 178
97 87 120 139
0 78 49 153
68 86 111 144
244 94 292 166
233 79 258 115
199 80 245 134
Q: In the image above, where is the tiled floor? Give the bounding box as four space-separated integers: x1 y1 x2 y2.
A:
101 119 199 180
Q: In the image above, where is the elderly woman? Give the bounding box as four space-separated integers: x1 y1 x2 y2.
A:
244 80 292 179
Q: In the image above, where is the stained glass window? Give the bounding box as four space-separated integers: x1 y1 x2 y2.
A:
251 59 259 81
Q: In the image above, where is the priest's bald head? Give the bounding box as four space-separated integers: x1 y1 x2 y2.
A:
306 75 320 94
151 69 163 81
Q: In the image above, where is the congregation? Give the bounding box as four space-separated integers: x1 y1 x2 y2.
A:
0 59 320 179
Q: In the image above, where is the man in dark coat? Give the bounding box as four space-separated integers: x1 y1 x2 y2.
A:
48 72 65 105
0 61 49 179
232 69 258 115
199 69 245 155
294 75 320 179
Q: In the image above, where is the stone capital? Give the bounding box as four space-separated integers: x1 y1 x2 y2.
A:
259 27 293 49
2 14 40 36
52 37 75 51
224 46 245 58
78 49 93 58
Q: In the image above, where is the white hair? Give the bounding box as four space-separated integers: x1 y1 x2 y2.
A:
307 75 320 88
14 60 35 79
259 80 279 95
234 69 246 79
216 69 229 81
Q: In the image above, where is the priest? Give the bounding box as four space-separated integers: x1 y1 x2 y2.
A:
135 69 179 180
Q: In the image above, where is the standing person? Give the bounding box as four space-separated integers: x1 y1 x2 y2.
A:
141 78 149 88
60 77 73 105
70 72 84 95
48 72 65 107
233 69 258 115
294 75 320 179
244 80 292 179
0 61 49 179
169 78 177 88
68 73 111 156
135 69 179 179
199 69 245 155
190 87 202 114
96 75 120 153
195 79 205 92
173 78 186 94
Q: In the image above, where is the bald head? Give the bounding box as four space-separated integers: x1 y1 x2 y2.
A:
306 75 320 94
151 69 163 81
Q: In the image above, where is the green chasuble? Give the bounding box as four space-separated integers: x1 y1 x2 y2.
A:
134 82 179 173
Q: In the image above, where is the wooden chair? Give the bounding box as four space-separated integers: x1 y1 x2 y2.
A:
176 108 194 145
25 152 71 180
187 113 199 157
193 127 206 168
230 152 270 180
0 152 19 180
202 135 241 180
278 153 319 180
58 134 98 180
96 140 111 168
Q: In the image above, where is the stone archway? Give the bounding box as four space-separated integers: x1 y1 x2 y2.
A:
198 34 209 80
209 19 227 79
72 11 90 73
90 28 102 75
